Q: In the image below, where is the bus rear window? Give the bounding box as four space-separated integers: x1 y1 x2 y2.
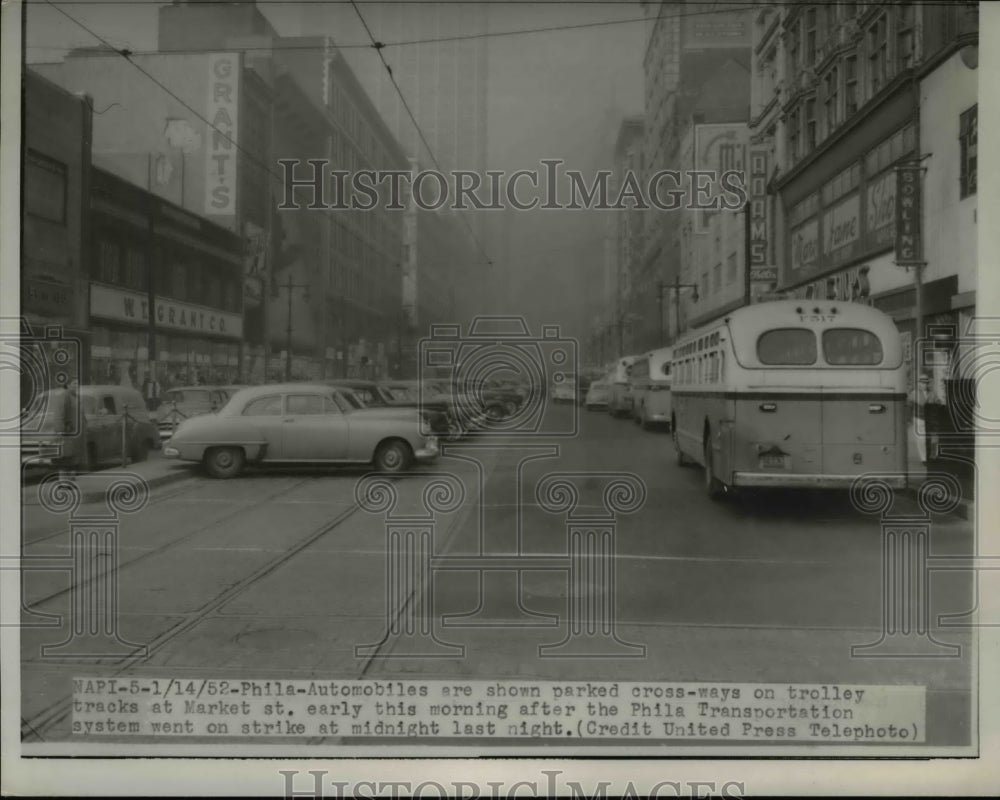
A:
756 329 817 365
822 328 884 365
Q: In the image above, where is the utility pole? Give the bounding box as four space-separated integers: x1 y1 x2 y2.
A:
743 200 752 307
667 276 699 342
271 274 310 382
145 155 157 390
657 280 665 346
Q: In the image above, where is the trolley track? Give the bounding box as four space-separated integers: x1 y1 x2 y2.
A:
20 471 398 741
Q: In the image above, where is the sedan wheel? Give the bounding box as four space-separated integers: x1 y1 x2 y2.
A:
374 439 413 473
205 446 244 479
131 439 150 463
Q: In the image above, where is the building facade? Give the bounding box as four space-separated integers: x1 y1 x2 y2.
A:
639 0 753 349
88 168 244 389
21 70 92 395
750 1 979 392
608 117 645 358
35 0 415 382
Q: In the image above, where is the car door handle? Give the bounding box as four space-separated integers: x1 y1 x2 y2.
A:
283 418 296 423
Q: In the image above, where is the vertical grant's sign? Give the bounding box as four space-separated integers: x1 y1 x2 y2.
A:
205 53 239 219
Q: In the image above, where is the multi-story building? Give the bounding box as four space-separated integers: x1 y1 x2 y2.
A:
87 167 244 388
35 0 415 381
674 59 751 336
609 116 645 357
750 1 979 391
327 2 489 178
21 70 92 394
639 0 753 347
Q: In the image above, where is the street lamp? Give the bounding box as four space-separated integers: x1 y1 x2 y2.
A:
658 278 700 344
271 274 310 382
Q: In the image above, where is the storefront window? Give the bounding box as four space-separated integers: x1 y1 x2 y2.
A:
867 13 889 95
805 7 818 65
896 2 915 70
822 66 840 135
99 239 121 285
845 55 859 116
25 150 67 224
960 105 977 198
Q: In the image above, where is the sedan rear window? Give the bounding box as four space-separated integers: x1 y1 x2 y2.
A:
756 328 817 365
822 328 884 365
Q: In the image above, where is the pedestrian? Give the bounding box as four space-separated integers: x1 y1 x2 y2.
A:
59 379 88 477
144 373 161 411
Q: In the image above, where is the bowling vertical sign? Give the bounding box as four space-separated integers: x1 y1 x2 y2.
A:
205 52 240 223
894 162 923 267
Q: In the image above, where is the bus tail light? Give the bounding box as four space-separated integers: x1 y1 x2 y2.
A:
759 402 777 413
868 403 886 413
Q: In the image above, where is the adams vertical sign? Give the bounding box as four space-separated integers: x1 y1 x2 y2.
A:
205 53 239 218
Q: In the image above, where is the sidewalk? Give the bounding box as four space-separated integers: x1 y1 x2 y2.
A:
902 426 975 520
21 451 198 506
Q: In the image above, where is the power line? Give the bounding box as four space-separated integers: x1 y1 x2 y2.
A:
349 0 494 267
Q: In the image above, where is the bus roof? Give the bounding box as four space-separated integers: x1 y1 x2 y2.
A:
674 300 903 369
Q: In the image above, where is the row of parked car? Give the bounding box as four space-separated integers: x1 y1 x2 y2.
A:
555 348 673 431
21 376 534 479
163 377 537 478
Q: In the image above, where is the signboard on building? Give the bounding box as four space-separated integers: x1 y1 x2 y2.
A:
90 283 243 339
781 128 924 289
682 6 751 49
747 146 776 299
693 123 748 233
895 164 923 266
865 169 896 251
790 219 820 273
205 53 240 218
243 221 268 310
823 192 861 267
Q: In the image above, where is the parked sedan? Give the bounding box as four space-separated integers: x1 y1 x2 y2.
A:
163 383 439 478
153 385 232 442
21 385 160 472
550 376 577 404
584 381 611 411
325 379 452 438
382 379 473 439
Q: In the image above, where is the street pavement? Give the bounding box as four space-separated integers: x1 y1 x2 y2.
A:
18 401 976 746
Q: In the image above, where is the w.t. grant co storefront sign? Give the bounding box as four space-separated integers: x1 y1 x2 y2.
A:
90 283 243 339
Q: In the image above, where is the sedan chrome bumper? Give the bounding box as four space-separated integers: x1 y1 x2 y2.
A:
414 437 440 461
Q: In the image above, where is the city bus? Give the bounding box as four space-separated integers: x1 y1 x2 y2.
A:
670 300 907 499
629 346 673 430
608 354 639 418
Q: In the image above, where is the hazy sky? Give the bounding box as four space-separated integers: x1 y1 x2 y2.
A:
24 0 646 339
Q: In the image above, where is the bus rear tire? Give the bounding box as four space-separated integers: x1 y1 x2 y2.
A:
674 425 691 466
704 435 726 501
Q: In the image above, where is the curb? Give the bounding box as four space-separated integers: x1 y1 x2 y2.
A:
899 482 974 522
22 465 197 507
79 467 197 504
